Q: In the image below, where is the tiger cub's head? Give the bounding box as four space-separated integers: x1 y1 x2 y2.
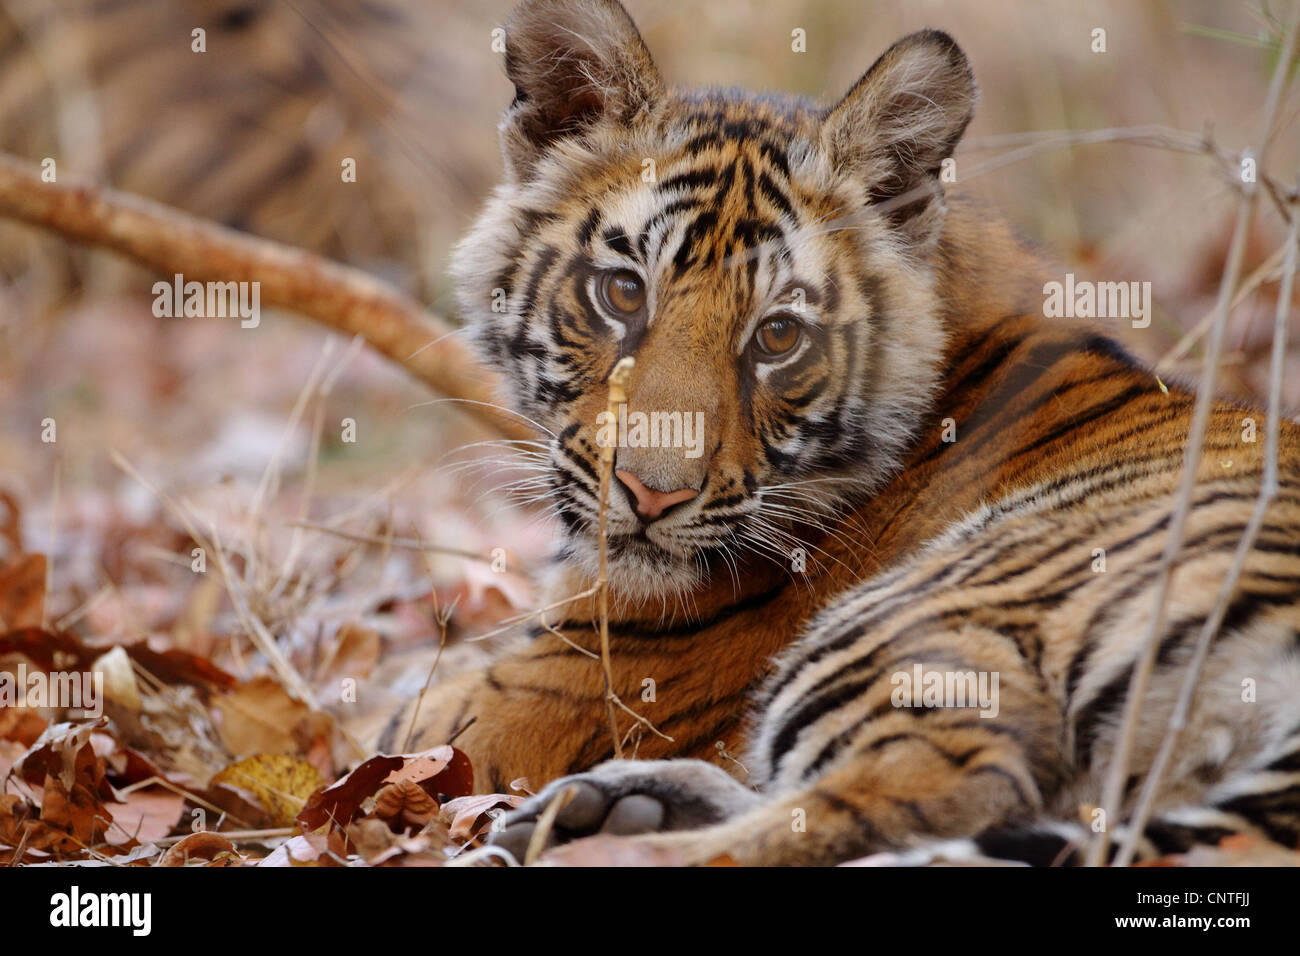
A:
452 0 976 602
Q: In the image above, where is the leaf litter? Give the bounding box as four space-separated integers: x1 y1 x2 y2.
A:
0 323 548 865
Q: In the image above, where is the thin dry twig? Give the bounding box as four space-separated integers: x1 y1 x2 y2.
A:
268 335 366 602
962 124 1295 221
207 519 320 711
1156 242 1290 371
6 823 32 866
596 358 634 760
1115 207 1299 866
153 827 294 846
446 715 477 745
401 523 459 752
0 152 527 440
115 775 256 830
284 519 496 563
43 458 59 630
1085 14 1300 868
524 784 576 866
540 619 600 660
538 614 674 746
465 586 600 644
614 694 674 744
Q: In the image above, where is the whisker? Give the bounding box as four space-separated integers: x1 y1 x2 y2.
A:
404 397 558 439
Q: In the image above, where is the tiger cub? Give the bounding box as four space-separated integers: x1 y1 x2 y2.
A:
384 0 1300 865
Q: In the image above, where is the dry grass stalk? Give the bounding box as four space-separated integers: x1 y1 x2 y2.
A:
1156 242 1290 371
284 520 494 563
466 586 600 644
7 823 32 866
401 524 458 753
1115 210 1299 866
116 775 254 830
524 784 576 866
206 519 319 711
267 335 365 603
43 458 59 630
153 828 293 845
962 124 1295 216
1085 15 1300 867
596 357 635 760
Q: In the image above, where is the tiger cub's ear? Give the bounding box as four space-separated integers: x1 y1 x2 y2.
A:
822 30 977 251
500 0 663 180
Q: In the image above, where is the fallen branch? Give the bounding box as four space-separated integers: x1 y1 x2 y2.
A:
0 152 528 440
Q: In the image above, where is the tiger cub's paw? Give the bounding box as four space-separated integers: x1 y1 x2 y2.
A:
488 758 758 861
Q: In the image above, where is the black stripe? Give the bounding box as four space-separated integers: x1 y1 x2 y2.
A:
576 207 602 247
1074 588 1300 767
974 827 1080 866
551 583 788 642
658 167 716 193
672 208 718 274
756 170 796 220
1007 383 1153 462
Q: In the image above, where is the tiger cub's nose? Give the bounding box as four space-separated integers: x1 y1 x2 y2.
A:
614 470 698 523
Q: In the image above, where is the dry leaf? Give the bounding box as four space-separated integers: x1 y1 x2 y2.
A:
258 831 345 867
320 622 381 684
297 753 405 832
194 781 277 831
40 774 113 845
126 642 237 698
0 793 80 863
0 628 94 672
296 745 475 833
159 831 242 867
373 780 438 830
0 739 27 783
0 707 47 746
347 817 451 866
383 744 474 799
0 553 46 630
440 792 525 840
91 646 142 710
211 754 326 827
105 787 186 845
15 720 110 795
212 675 309 756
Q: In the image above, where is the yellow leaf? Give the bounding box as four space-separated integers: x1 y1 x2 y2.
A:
211 754 325 827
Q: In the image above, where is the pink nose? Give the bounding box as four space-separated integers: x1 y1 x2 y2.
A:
615 470 698 523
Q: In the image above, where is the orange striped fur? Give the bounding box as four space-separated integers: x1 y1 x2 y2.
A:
380 1 1300 865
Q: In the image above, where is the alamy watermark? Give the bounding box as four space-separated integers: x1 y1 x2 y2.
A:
50 886 150 936
0 663 103 719
595 404 705 459
890 664 999 718
152 273 261 328
1043 273 1151 328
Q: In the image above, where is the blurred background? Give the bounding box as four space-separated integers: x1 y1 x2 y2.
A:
0 0 1296 724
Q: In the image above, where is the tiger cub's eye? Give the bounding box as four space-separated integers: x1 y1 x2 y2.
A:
599 269 646 315
754 315 804 359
